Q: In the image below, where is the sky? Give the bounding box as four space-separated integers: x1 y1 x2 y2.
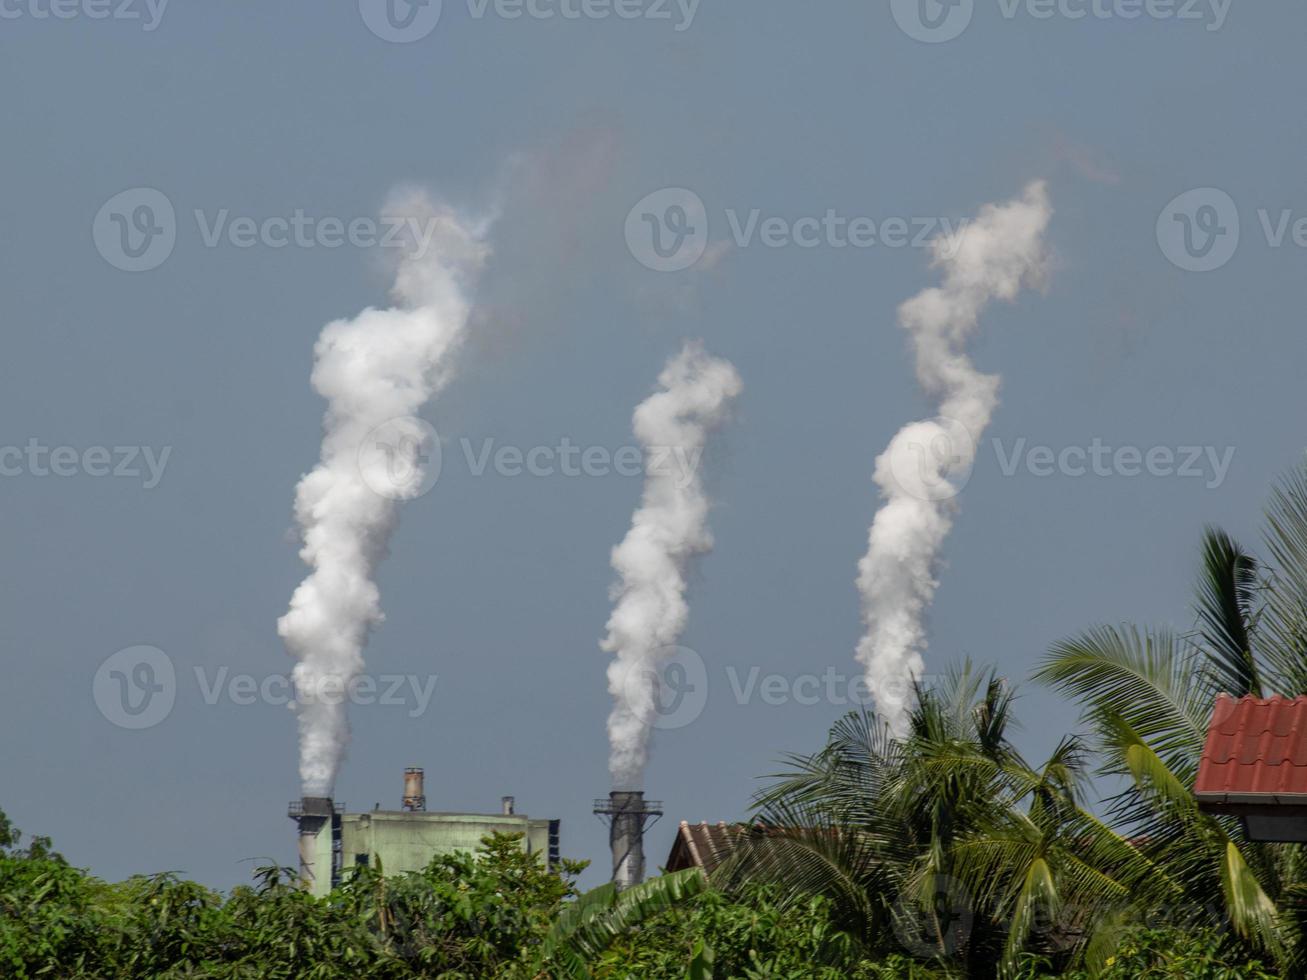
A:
2 0 1305 893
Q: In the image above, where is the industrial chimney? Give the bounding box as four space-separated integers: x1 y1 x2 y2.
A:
288 796 340 891
594 791 663 891
402 767 426 811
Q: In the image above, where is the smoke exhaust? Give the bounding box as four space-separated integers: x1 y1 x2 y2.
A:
278 191 490 800
855 181 1052 735
594 791 662 891
601 343 741 790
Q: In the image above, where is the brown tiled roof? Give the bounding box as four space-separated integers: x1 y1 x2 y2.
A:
665 821 747 874
1195 694 1307 805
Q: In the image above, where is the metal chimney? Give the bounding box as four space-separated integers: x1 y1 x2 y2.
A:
594 791 663 891
402 767 426 811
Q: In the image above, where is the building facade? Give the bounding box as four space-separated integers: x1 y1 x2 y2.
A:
291 771 559 897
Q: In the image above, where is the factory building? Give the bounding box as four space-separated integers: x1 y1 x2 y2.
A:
290 768 560 897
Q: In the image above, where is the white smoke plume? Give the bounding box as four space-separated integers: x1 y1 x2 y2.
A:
856 181 1052 736
602 342 742 789
279 190 490 798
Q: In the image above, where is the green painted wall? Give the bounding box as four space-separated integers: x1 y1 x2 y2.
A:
304 810 556 897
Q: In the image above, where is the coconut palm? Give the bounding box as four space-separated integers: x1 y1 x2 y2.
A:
718 664 1161 978
1036 465 1307 972
722 466 1307 976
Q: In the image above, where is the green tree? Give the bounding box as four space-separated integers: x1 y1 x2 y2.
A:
720 665 1166 977
1038 466 1307 972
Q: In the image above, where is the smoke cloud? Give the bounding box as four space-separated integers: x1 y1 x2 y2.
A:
602 342 742 789
856 181 1052 735
279 190 490 798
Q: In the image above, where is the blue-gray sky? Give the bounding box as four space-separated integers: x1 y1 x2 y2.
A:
3 1 1304 892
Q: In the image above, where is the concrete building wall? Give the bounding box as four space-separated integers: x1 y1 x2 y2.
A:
302 810 555 897
305 817 334 895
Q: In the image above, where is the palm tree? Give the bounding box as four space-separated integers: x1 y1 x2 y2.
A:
1036 465 1307 972
720 664 1157 977
721 465 1307 976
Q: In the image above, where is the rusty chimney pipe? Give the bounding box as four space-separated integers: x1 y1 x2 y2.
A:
402 767 426 811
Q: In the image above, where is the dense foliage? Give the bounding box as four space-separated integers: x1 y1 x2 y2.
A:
10 468 1307 976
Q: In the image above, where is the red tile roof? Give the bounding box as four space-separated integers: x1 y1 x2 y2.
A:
1195 694 1307 805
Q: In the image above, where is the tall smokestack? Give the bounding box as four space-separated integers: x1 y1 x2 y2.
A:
594 791 662 891
288 796 336 890
402 767 426 811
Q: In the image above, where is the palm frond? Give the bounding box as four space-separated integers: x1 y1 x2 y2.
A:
541 868 709 970
1259 465 1307 693
1036 625 1210 779
1195 526 1262 697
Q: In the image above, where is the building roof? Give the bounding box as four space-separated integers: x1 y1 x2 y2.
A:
665 821 747 874
1195 694 1307 806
